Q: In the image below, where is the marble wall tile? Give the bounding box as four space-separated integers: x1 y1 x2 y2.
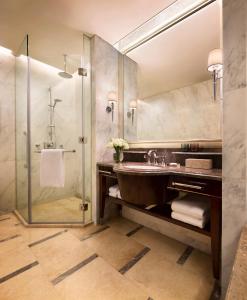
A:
223 88 246 179
223 0 247 92
0 52 15 84
222 0 247 294
0 52 15 211
92 36 120 163
91 36 123 222
222 86 247 292
0 160 16 211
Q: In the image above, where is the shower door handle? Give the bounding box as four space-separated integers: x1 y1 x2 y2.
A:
23 131 29 169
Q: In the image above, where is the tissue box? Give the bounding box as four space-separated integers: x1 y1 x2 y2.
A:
185 158 212 170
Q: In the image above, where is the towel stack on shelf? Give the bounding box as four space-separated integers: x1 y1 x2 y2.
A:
171 195 210 229
109 185 122 199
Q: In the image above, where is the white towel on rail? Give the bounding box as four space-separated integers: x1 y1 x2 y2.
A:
171 195 210 220
171 211 209 229
40 149 65 187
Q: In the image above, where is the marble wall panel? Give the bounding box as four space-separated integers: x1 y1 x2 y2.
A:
93 36 120 163
222 0 247 295
223 0 246 92
0 52 15 212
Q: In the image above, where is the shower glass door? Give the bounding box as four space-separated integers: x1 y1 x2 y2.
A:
15 35 31 222
29 35 92 224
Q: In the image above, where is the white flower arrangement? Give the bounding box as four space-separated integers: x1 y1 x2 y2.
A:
107 138 129 150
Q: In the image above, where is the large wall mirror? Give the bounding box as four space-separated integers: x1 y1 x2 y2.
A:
123 0 222 143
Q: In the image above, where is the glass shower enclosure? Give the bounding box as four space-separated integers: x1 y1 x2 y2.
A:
15 35 92 224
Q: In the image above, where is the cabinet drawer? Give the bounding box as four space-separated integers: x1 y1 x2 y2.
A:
168 175 221 198
98 165 116 177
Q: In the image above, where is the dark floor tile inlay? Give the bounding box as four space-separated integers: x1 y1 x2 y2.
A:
28 230 68 247
119 247 150 275
80 226 110 241
126 225 144 237
177 246 194 265
0 234 20 243
0 261 39 284
0 217 11 222
52 253 98 285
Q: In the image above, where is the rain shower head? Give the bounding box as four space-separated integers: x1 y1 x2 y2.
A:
58 54 73 79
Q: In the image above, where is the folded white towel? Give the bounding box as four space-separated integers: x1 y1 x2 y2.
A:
109 191 118 198
171 195 210 220
109 185 119 198
109 185 119 193
40 149 65 187
171 211 209 228
109 185 122 199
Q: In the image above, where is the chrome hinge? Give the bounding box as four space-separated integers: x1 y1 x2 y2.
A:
78 136 87 144
80 203 88 211
78 68 87 77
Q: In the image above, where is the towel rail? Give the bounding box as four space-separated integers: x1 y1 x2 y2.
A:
34 149 76 153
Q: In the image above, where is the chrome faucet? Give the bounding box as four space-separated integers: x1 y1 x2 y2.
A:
145 150 166 165
145 150 158 164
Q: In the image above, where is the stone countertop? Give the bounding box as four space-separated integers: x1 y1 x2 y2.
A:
226 226 247 299
97 162 222 181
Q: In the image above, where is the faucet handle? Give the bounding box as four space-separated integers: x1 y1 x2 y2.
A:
156 155 166 166
144 153 151 164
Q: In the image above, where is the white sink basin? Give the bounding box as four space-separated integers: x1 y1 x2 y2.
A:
124 165 163 170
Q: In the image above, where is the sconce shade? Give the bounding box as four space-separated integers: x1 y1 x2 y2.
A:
129 100 137 109
108 91 117 102
208 49 223 72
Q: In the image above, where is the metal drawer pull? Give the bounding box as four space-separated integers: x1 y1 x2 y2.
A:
172 182 203 190
99 170 113 175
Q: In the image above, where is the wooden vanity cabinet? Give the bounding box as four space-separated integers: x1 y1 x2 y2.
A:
98 164 222 280
167 175 222 280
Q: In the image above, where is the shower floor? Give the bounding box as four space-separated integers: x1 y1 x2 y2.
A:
20 197 88 223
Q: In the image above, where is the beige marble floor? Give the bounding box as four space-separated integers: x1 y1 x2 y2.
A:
0 213 215 300
19 197 91 223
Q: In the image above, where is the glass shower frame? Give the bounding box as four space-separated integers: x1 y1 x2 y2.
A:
15 34 92 225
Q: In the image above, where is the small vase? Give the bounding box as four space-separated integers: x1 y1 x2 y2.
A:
114 147 124 163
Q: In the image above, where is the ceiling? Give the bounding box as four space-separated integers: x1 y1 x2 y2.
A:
0 0 176 60
127 1 221 98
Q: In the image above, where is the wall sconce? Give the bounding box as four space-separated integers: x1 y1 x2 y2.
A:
207 49 223 101
127 100 137 125
106 91 118 122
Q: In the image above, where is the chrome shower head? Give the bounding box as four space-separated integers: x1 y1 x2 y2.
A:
53 99 62 108
58 71 73 79
58 54 73 79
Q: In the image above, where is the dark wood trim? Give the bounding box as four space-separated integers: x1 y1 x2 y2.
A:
210 198 222 279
